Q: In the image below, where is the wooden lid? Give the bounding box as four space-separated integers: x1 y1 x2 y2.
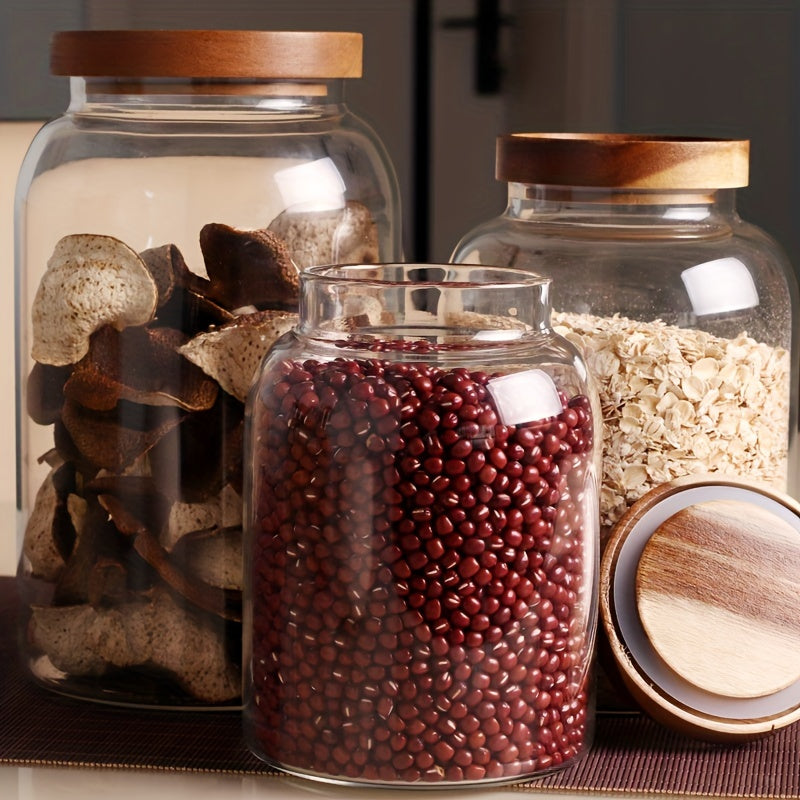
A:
600 476 800 742
50 30 363 79
496 133 749 189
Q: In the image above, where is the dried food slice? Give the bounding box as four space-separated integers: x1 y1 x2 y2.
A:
64 325 218 412
139 243 187 307
148 243 236 334
162 484 242 551
31 233 158 366
267 200 379 268
91 480 239 620
27 363 71 425
179 309 297 402
148 394 244 502
60 399 183 473
85 557 130 607
53 418 101 481
324 292 388 332
37 447 64 471
22 464 78 581
87 474 172 538
53 496 131 606
154 283 235 336
28 586 240 702
132 525 241 621
171 526 243 591
199 222 298 310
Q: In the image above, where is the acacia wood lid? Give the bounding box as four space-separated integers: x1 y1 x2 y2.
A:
50 30 363 79
496 133 749 189
600 476 800 742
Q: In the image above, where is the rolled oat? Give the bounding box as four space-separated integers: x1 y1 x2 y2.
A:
553 311 790 531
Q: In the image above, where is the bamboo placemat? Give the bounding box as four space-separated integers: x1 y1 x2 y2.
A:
1 576 798 795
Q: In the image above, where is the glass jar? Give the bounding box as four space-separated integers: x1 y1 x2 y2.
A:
452 133 799 540
15 29 401 708
244 263 601 785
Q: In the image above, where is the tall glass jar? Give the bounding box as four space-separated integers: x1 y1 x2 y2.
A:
244 263 601 785
452 133 799 540
15 29 401 708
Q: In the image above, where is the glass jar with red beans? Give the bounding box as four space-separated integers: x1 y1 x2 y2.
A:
243 263 601 786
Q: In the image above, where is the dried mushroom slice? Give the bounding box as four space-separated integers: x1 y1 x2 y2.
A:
199 222 298 310
64 325 218 412
171 527 243 591
85 556 130 608
267 200 379 269
179 309 297 402
149 394 244 502
139 243 186 307
154 283 236 336
88 474 172 537
29 587 240 702
53 418 101 481
31 233 158 366
145 242 237 334
27 363 71 425
60 399 183 473
132 527 241 621
322 292 388 332
22 464 78 581
162 484 242 552
53 495 130 605
94 488 239 620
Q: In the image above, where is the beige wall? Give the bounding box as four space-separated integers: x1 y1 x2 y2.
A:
0 122 40 574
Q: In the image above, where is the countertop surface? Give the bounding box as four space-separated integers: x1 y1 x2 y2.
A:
0 765 662 800
2 574 798 800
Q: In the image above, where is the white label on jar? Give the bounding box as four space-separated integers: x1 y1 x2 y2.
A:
487 369 563 425
680 257 759 316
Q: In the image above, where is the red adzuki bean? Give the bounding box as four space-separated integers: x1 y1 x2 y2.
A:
249 355 594 784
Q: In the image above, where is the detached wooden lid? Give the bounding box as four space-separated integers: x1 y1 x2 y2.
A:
50 30 362 79
496 133 749 189
600 476 800 742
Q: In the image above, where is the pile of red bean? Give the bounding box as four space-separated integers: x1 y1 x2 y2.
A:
248 354 596 784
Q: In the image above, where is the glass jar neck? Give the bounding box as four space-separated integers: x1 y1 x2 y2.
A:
299 264 553 347
69 76 347 118
505 182 738 223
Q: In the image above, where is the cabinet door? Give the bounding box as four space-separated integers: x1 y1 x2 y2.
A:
429 0 512 260
504 0 800 274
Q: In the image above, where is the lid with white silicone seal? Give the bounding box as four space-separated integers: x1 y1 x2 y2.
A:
600 475 800 742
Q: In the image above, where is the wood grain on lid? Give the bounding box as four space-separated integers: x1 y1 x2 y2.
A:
635 499 800 699
496 133 749 189
599 477 800 741
50 30 363 79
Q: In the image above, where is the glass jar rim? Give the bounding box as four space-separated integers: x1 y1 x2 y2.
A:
303 263 552 291
50 30 363 80
496 133 749 190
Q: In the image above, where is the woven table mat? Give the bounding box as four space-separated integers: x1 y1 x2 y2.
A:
1 576 799 795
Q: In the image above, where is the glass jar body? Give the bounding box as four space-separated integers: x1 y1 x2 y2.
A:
15 78 401 708
244 264 600 785
452 185 799 536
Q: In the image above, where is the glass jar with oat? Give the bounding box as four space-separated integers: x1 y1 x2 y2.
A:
452 134 799 541
15 29 401 707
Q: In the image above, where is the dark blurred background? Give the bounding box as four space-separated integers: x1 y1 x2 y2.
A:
2 0 799 266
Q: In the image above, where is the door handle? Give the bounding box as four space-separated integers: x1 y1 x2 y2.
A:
442 0 513 95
